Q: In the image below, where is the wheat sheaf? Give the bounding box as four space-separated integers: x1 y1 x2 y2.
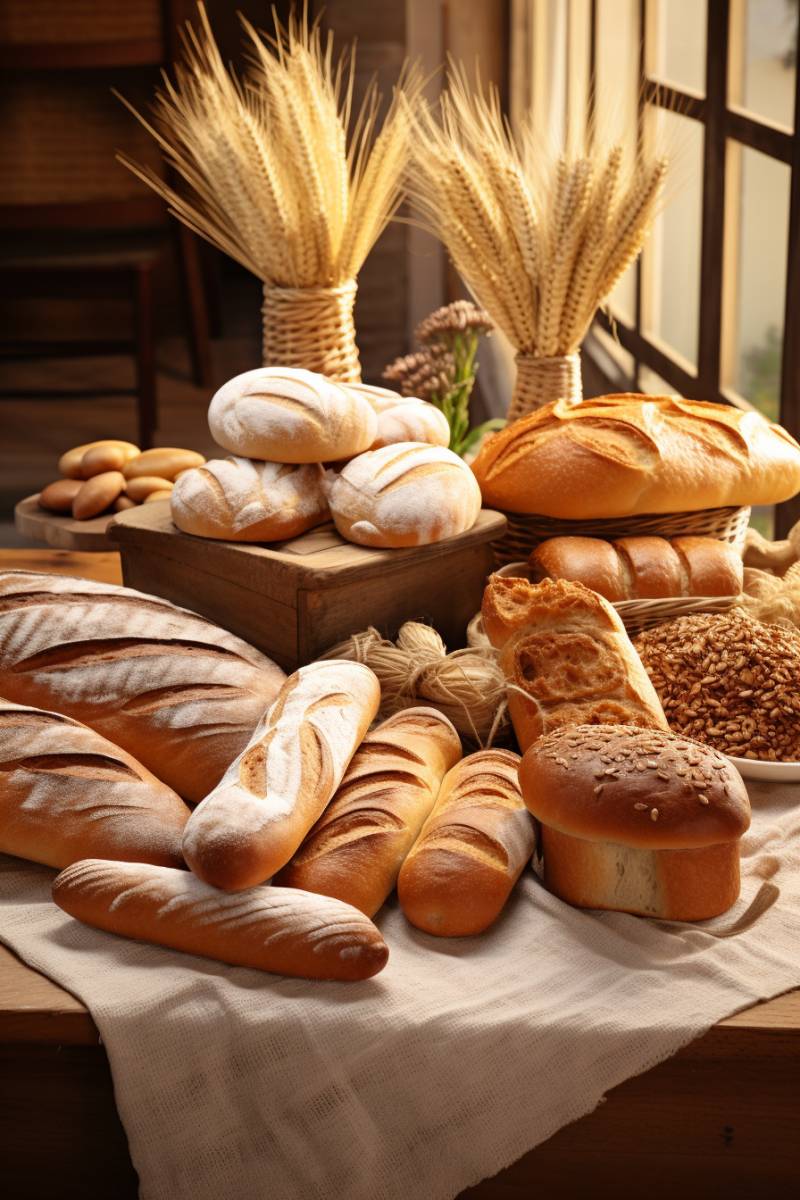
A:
115 2 420 289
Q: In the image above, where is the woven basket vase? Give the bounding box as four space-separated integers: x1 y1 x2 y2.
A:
261 280 361 381
507 351 583 422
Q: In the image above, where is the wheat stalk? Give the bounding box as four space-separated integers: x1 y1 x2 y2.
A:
115 3 421 288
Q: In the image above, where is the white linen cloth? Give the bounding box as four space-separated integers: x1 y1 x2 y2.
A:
1 780 799 1200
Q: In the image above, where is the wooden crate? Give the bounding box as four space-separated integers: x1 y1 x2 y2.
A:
108 502 507 671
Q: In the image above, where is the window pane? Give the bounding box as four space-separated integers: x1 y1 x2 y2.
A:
722 143 790 423
646 0 707 95
641 109 704 368
592 324 636 381
639 365 679 395
595 0 640 140
729 0 797 130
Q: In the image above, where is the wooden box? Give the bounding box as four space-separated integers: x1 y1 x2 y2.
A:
108 503 507 671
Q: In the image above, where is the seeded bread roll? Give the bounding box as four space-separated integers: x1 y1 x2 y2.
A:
170 457 329 542
397 749 535 936
0 572 285 802
519 724 751 920
208 367 377 463
0 700 190 870
53 860 389 981
482 575 668 750
275 708 463 915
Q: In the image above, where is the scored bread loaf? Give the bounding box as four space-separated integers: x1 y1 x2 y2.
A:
53 860 389 981
170 457 329 542
208 367 377 463
397 749 535 936
342 382 451 450
275 707 463 915
0 572 286 803
482 575 668 751
529 535 743 600
324 442 482 547
182 660 381 891
0 700 190 869
471 393 800 516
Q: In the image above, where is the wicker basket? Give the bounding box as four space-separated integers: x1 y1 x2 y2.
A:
261 280 361 382
492 505 752 567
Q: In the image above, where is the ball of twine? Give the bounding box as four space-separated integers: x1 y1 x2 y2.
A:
322 620 511 748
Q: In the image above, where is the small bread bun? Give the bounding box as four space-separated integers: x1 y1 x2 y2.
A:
125 475 174 502
72 471 126 519
59 440 140 480
672 536 743 596
38 479 83 513
80 445 132 478
324 442 482 548
529 537 626 601
144 490 174 504
124 448 206 482
519 723 751 920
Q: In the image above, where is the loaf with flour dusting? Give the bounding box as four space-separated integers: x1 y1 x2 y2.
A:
53 860 389 980
183 660 381 890
208 367 377 463
0 572 285 802
170 457 329 542
342 382 451 450
324 442 482 547
0 700 190 869
275 707 463 915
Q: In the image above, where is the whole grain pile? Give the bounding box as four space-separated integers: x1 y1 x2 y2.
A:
634 611 800 761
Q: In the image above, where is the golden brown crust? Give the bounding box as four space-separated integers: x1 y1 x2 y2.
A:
672 536 743 596
529 537 627 601
613 536 684 598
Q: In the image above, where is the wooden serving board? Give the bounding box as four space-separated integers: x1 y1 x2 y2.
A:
14 494 118 551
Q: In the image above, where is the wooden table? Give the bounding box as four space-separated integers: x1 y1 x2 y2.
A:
1 549 799 1200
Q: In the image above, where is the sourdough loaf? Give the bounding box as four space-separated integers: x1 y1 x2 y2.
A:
342 382 451 449
0 572 285 802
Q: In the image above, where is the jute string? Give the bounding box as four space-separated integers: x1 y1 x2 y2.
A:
261 280 361 381
508 352 582 422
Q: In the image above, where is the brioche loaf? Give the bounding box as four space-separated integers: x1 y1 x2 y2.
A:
208 367 377 463
471 394 800 516
397 749 535 936
183 660 381 891
170 457 329 542
482 576 668 750
0 572 285 802
53 860 389 981
324 442 482 547
275 707 463 915
519 724 751 919
529 535 743 600
0 700 190 869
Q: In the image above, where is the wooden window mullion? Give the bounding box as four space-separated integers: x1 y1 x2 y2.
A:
696 0 729 399
776 44 800 536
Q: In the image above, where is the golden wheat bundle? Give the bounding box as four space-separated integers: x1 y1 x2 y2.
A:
408 67 669 417
116 3 420 379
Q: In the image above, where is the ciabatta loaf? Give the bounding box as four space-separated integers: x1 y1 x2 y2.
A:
324 442 482 547
397 749 535 936
53 860 389 981
471 393 800 516
0 700 190 869
275 707 462 915
170 457 329 542
482 575 668 750
0 572 285 802
208 367 377 463
183 660 381 891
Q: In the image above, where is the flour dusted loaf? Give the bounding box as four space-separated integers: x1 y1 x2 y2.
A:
397 749 535 936
343 382 451 449
471 394 800 516
0 700 190 869
324 442 482 547
0 572 285 802
208 367 377 463
170 457 329 542
53 860 389 981
519 724 751 920
482 575 668 750
183 660 381 891
275 708 462 916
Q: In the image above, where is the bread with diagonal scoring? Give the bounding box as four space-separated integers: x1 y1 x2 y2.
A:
275 707 463 915
0 572 285 802
52 859 389 980
0 699 190 869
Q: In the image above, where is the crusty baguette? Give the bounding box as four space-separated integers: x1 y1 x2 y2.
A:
482 575 668 751
0 572 285 803
0 700 190 869
275 707 463 915
52 860 389 981
182 661 381 891
397 749 535 936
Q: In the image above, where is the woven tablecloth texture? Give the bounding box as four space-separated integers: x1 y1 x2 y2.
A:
1 780 799 1200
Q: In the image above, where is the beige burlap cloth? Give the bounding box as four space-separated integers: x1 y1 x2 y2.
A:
1 780 799 1200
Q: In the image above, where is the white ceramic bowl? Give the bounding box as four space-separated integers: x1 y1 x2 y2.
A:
726 756 800 783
